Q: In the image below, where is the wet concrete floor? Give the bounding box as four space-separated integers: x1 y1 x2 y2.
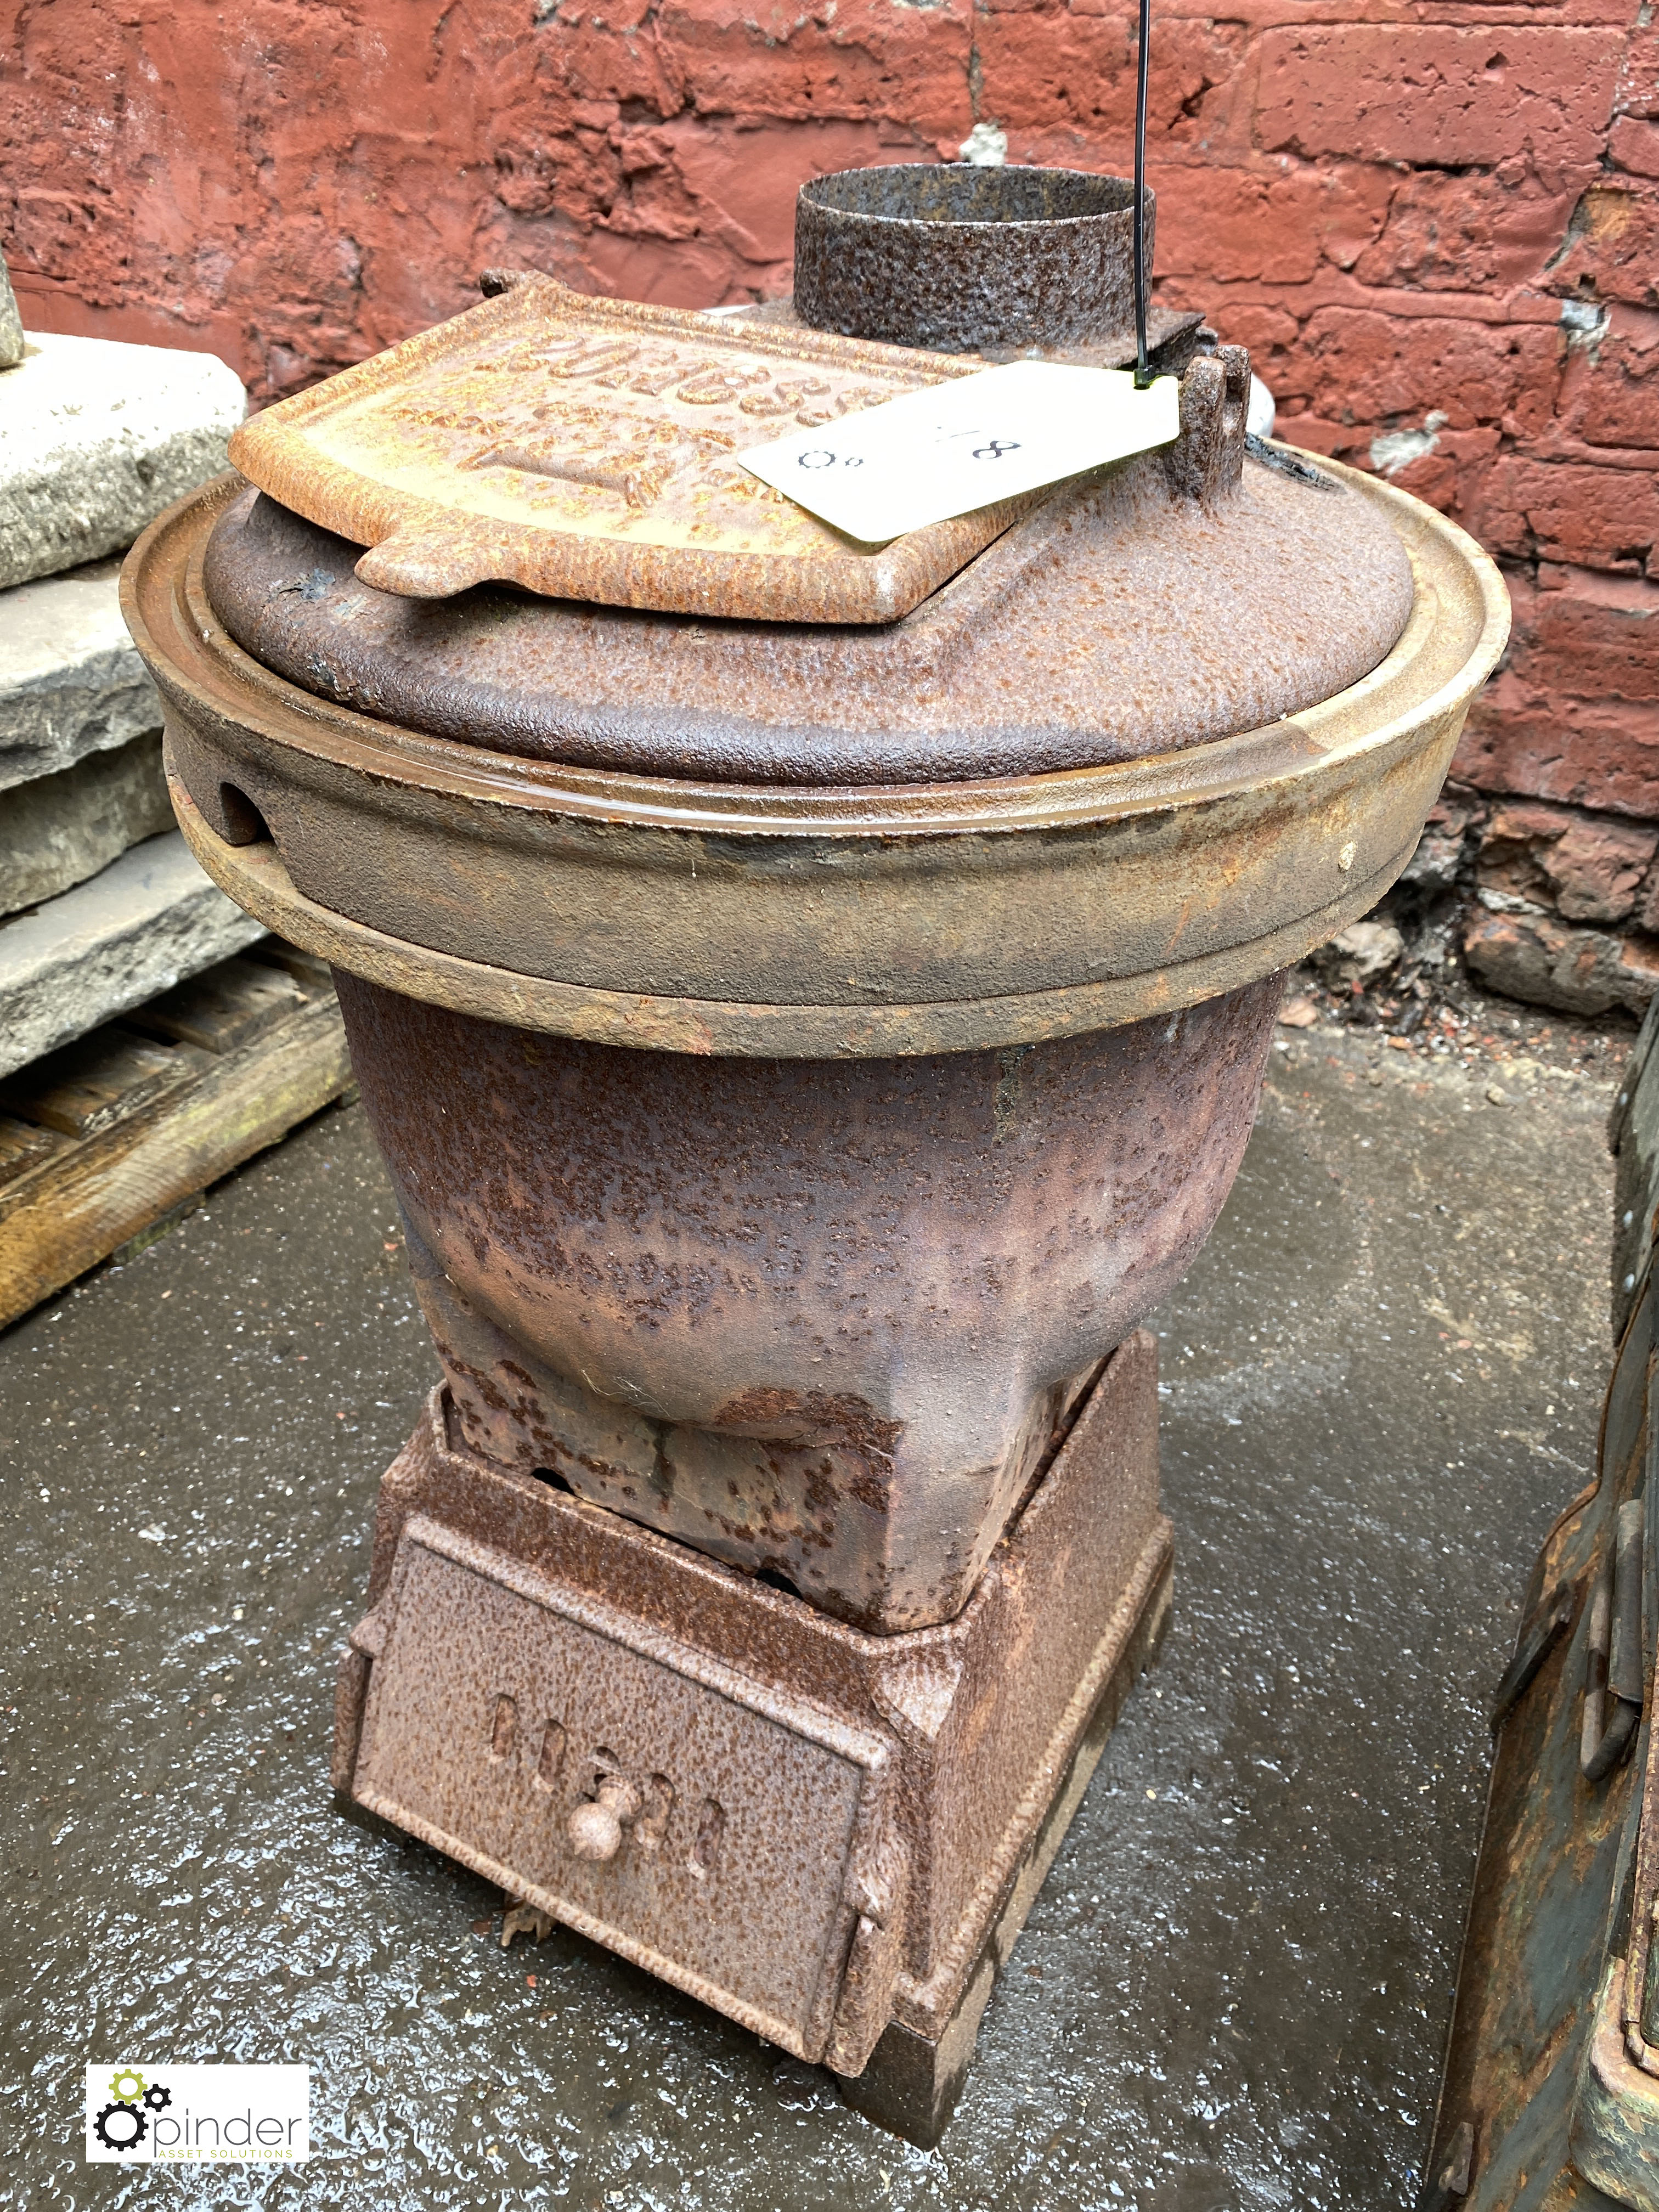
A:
0 1025 1620 2210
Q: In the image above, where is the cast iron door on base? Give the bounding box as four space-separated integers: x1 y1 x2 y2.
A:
348 1515 901 2065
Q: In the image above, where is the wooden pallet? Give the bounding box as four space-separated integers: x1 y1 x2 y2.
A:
0 940 352 1329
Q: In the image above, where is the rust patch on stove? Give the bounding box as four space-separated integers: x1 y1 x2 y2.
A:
334 967 1279 1631
709 1388 904 1516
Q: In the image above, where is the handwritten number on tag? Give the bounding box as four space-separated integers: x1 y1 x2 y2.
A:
741 362 1182 540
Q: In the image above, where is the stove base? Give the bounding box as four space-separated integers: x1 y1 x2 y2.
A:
838 1549 1170 2144
332 1335 1170 2143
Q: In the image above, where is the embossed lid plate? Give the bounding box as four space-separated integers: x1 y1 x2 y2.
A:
227 275 1042 624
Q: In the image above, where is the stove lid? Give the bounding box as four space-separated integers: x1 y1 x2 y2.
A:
226 275 1046 625
202 425 1418 787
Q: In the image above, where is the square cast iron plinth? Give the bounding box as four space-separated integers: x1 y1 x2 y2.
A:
332 1332 1172 2146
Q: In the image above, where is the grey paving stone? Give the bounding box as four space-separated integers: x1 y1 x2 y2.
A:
0 329 244 588
0 560 162 793
0 730 172 916
0 829 264 1077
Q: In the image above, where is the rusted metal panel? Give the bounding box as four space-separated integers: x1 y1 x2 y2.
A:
337 1334 1168 2069
1420 1268 1658 2208
226 276 1036 622
1422 990 1659 2205
1610 996 1659 1341
841 1550 1172 2145
352 1512 891 2062
1573 1963 1659 2207
199 439 1415 786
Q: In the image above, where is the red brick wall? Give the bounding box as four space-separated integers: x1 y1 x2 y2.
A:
4 0 1655 833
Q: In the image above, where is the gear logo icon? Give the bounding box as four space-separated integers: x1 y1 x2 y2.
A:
91 2066 172 2157
93 2102 148 2153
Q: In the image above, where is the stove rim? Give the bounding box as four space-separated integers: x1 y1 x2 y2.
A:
125 454 1507 843
125 455 1507 1057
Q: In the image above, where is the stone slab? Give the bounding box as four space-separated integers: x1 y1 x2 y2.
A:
0 329 244 589
0 730 172 916
0 829 265 1078
0 560 163 791
1464 891 1659 1018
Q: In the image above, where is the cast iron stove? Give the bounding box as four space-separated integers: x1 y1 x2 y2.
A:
121 164 1509 2141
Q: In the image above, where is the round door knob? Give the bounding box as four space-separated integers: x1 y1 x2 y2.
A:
567 1773 641 1863
567 1800 623 1861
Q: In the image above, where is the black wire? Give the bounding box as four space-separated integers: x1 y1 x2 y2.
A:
1132 0 1151 387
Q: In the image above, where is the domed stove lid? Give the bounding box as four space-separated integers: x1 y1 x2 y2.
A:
227 275 1045 625
206 352 1417 787
215 160 1421 786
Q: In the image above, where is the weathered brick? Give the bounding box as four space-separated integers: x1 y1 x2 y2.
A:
1155 162 1391 287
526 18 673 122
1268 411 1494 524
1527 566 1659 702
1480 566 1659 721
1455 681 1659 817
1293 307 1560 437
1549 184 1659 311
1353 173 1575 305
973 13 1245 150
1476 798 1658 922
674 119 931 265
1551 307 1659 452
1464 901 1659 1015
1611 118 1659 180
1456 568 1659 811
1381 447 1463 516
1467 455 1659 573
1618 24 1659 121
1637 873 1659 936
1256 27 1624 181
656 0 970 132
1352 168 1579 296
583 226 752 308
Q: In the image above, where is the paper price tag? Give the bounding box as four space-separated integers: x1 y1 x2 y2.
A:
740 360 1182 545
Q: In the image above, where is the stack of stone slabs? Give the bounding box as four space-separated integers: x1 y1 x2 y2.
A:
0 280 262 1072
0 268 352 1324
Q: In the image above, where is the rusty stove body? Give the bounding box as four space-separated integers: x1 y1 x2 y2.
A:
122 168 1509 2140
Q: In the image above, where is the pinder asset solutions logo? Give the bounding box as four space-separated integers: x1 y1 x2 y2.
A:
85 2064 309 2164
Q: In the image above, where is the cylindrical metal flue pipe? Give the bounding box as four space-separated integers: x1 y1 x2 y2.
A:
793 165 1147 354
